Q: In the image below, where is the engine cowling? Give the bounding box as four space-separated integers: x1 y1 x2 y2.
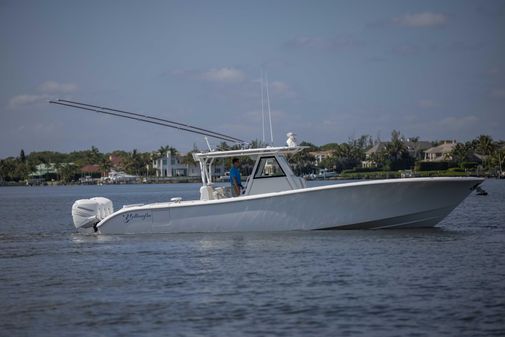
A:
72 197 114 229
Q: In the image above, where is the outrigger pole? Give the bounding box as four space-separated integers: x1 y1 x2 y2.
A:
49 99 245 143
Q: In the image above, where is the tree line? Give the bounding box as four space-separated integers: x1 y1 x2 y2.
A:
290 132 504 176
0 145 181 183
1 133 504 183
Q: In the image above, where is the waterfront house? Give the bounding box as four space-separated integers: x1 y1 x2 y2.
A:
108 154 123 169
30 163 58 177
362 139 432 168
80 164 101 177
403 140 433 160
153 152 224 178
308 150 334 166
362 142 388 168
424 141 457 161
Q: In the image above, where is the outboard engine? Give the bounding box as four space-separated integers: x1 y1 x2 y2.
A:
72 197 114 229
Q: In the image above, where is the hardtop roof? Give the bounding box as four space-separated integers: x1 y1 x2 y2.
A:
193 146 307 160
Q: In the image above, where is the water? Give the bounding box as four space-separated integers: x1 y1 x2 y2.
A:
0 180 504 337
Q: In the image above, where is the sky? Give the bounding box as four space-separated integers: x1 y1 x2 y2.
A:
1 0 504 157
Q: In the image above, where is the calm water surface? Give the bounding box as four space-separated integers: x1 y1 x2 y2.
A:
0 180 504 336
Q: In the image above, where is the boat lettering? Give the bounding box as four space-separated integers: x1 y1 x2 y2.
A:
123 212 152 223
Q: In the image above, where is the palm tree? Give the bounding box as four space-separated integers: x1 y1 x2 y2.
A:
180 151 196 166
250 139 268 149
19 149 26 163
451 143 471 166
493 146 505 177
158 145 170 159
289 149 316 175
169 146 178 156
475 135 497 170
54 162 62 181
476 135 495 156
124 149 142 175
99 157 112 177
60 164 78 183
386 130 406 161
88 146 102 164
216 142 230 151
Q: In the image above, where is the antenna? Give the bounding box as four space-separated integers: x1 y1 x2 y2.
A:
260 70 265 143
204 136 213 151
265 72 274 144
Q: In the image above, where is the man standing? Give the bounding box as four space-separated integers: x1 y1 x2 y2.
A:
230 158 243 197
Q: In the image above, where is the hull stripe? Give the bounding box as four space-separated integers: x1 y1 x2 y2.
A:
314 206 455 230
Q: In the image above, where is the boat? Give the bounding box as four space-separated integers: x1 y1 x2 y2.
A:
103 170 138 184
317 168 338 179
71 137 483 234
49 99 483 234
216 171 230 182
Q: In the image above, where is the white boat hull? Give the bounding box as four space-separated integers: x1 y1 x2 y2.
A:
94 177 482 234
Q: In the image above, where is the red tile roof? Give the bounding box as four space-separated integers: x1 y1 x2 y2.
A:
80 164 101 173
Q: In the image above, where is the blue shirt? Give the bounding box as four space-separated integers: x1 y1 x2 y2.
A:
230 167 241 186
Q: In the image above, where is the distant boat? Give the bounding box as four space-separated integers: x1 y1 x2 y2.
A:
317 168 338 179
104 170 138 183
217 171 230 182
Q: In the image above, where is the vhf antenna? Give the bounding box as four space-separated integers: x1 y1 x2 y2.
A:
265 72 274 144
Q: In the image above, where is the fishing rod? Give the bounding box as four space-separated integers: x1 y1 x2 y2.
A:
49 99 244 143
58 99 244 143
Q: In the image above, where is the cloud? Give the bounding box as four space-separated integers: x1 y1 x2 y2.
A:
169 67 246 83
490 88 505 98
38 81 78 94
7 80 78 109
393 12 447 27
8 94 49 109
201 67 246 83
285 35 362 51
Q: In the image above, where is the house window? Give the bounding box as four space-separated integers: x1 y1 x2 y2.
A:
173 168 187 176
254 157 286 178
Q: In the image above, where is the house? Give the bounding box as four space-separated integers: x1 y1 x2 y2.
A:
362 142 388 168
424 140 457 161
108 154 123 169
80 164 101 176
362 139 433 167
403 140 433 160
30 163 58 177
365 142 388 157
153 152 224 177
308 150 334 166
